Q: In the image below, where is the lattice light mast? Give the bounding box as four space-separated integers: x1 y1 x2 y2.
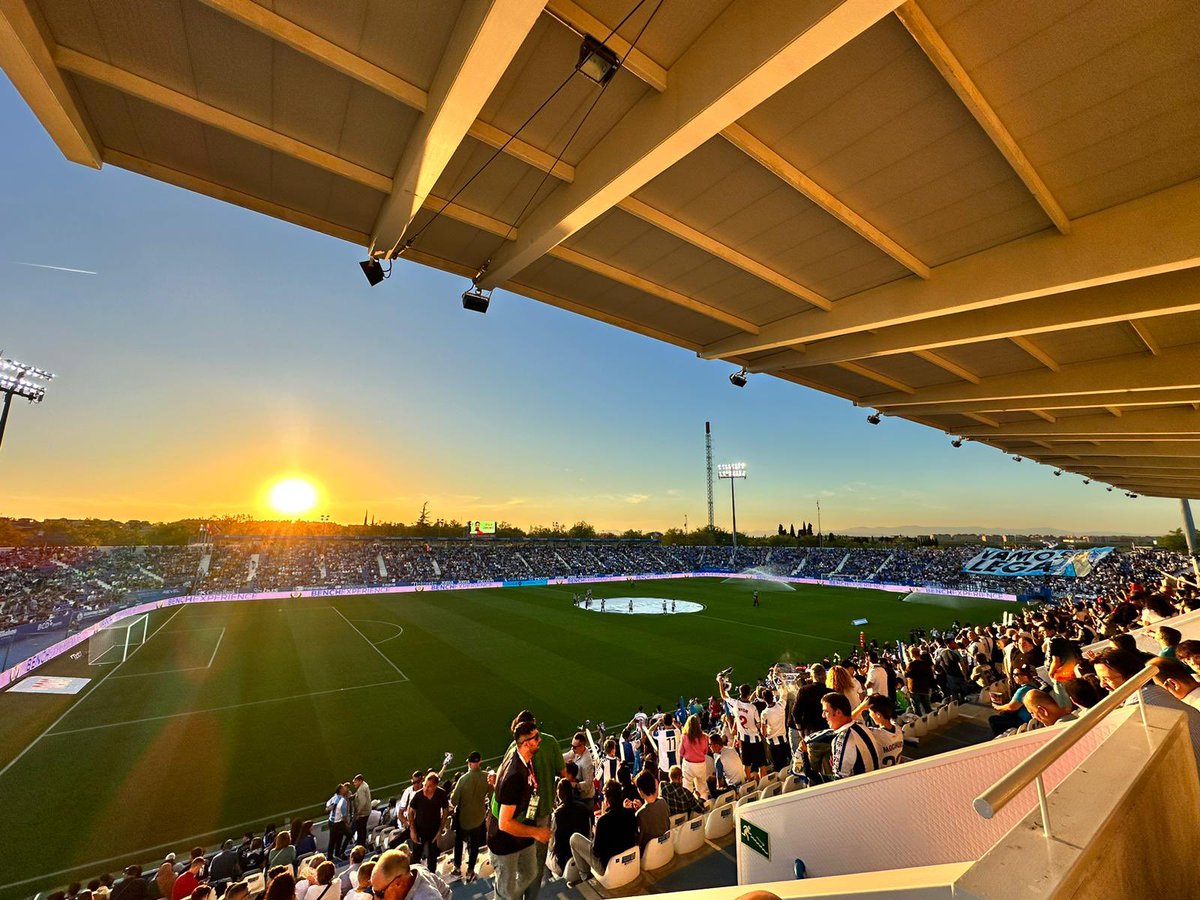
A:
0 356 54 454
717 462 747 553
705 421 715 532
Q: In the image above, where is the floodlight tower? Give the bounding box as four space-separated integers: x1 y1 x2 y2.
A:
0 356 54 454
717 462 747 553
705 422 715 532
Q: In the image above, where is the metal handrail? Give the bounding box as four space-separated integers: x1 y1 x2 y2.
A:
973 664 1158 830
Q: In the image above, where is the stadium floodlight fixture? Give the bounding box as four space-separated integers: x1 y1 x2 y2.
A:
1106 486 1114 492
717 463 747 554
729 367 748 388
1012 456 1022 462
1126 492 1139 499
1053 470 1062 477
0 374 45 402
0 354 55 454
866 412 881 425
951 438 963 448
0 358 54 381
1083 479 1091 485
575 34 621 85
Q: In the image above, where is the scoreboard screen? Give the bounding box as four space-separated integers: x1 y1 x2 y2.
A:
468 520 496 535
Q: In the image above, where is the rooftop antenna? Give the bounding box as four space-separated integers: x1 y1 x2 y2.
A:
705 421 715 532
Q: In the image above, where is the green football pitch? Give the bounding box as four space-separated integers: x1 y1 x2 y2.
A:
0 578 1009 897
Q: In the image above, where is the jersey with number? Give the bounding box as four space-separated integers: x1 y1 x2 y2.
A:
655 727 680 771
599 754 621 786
869 723 904 767
732 699 762 741
761 701 787 742
830 722 881 779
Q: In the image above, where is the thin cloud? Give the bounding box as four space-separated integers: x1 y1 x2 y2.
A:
624 494 649 505
10 261 98 275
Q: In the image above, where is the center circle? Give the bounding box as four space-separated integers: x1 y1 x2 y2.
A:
576 597 704 615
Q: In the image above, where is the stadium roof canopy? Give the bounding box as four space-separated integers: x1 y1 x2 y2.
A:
4 0 1199 499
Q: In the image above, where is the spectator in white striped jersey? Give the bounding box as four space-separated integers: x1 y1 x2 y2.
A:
822 693 880 780
718 677 766 777
653 714 682 776
598 738 621 789
759 689 791 773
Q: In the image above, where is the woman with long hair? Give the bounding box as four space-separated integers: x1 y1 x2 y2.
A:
268 831 295 870
679 714 710 799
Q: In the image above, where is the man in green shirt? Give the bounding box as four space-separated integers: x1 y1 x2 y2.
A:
450 751 492 882
504 710 565 899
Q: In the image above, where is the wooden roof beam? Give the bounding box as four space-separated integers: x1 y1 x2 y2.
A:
370 0 546 256
55 47 394 192
871 388 1200 417
864 341 1200 409
747 267 1200 370
836 362 915 394
720 123 930 278
956 408 1200 439
0 0 100 167
476 0 905 290
196 0 574 183
616 197 833 310
1128 319 1161 355
894 1 1069 234
1019 442 1200 458
700 178 1200 359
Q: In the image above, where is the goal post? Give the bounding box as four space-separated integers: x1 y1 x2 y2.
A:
88 613 149 665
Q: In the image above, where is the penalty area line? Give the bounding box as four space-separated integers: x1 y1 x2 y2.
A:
347 618 405 646
0 606 186 781
44 678 411 737
333 608 409 679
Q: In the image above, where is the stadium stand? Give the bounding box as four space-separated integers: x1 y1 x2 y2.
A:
8 547 1197 898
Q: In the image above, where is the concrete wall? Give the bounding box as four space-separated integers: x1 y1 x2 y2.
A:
954 704 1200 899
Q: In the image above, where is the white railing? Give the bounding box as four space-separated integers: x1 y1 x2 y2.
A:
973 664 1156 838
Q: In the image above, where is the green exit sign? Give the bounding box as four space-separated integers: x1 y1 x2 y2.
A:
739 819 770 860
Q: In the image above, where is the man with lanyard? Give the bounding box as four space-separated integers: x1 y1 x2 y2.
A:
502 710 564 898
717 676 766 779
489 720 552 900
823 693 880 780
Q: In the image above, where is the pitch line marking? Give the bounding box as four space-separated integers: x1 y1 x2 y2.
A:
109 627 226 679
44 678 410 737
0 742 526 893
691 613 845 646
333 608 409 679
0 606 185 781
348 618 405 645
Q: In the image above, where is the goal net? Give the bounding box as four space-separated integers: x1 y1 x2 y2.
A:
88 613 149 665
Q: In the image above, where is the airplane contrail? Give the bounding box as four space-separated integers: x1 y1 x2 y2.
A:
9 262 98 275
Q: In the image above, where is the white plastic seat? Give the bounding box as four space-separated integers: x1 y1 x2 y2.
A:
475 852 495 879
244 872 265 896
704 804 735 840
735 791 759 808
641 832 674 871
781 774 804 794
669 813 687 829
593 846 641 890
674 817 706 855
736 782 757 798
759 781 782 799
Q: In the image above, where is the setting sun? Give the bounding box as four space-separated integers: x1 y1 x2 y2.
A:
268 477 318 516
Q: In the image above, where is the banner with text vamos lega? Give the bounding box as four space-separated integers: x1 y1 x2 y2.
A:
962 547 1115 578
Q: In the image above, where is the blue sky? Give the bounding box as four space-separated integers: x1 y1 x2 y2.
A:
0 75 1187 536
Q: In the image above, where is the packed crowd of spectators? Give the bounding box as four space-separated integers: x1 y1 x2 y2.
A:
1 540 1193 631
48 558 1200 900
